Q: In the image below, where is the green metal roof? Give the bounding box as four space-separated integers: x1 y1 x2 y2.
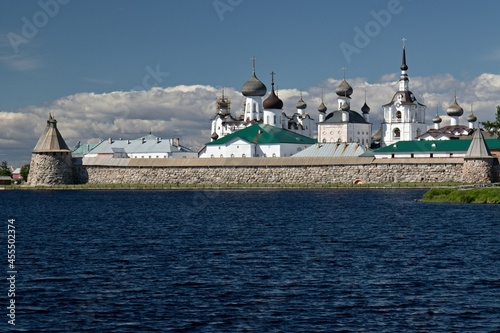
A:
375 138 500 153
206 124 317 146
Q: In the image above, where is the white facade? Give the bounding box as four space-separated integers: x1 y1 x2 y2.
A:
318 123 372 146
316 79 372 146
285 108 314 138
200 138 311 158
86 135 197 159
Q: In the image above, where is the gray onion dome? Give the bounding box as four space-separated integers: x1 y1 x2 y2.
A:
336 79 353 97
296 97 307 109
432 114 442 123
241 71 267 97
318 102 327 113
318 102 328 112
467 112 477 123
446 98 464 117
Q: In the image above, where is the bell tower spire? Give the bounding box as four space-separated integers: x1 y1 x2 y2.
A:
399 38 409 91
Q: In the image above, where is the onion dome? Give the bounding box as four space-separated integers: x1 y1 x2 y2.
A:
340 101 349 111
296 93 307 109
361 102 370 114
467 112 477 123
318 102 327 113
263 87 283 109
241 58 267 97
446 97 464 117
432 114 442 124
336 79 353 97
263 72 283 109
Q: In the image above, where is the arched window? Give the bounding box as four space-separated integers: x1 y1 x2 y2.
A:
393 128 401 138
396 111 402 119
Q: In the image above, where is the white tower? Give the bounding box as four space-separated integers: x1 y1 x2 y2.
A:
241 57 267 123
381 41 427 146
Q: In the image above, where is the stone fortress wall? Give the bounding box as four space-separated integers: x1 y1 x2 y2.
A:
73 156 500 185
29 153 74 186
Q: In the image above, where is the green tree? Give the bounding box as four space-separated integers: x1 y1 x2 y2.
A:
20 164 30 181
0 161 12 177
482 105 500 138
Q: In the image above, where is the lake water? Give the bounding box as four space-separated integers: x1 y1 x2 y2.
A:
1 189 499 332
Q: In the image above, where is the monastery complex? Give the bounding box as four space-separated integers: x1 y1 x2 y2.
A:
28 45 500 186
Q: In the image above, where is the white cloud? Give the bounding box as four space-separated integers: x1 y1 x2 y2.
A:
1 73 499 164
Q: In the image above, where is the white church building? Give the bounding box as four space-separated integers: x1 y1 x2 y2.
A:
381 46 427 147
210 59 314 142
316 77 372 146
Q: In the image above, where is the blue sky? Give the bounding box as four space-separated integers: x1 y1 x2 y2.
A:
1 0 500 164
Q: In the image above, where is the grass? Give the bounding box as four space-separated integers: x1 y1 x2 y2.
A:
421 187 500 204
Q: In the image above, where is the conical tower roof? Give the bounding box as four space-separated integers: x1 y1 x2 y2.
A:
32 114 71 153
465 129 491 158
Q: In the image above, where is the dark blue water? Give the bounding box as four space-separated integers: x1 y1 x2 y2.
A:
1 189 499 332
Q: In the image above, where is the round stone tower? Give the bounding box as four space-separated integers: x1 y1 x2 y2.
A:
29 114 74 185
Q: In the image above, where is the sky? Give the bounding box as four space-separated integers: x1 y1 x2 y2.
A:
1 0 500 165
